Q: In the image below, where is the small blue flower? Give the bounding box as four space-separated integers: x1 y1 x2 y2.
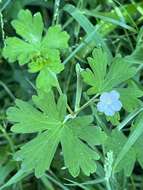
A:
97 90 122 116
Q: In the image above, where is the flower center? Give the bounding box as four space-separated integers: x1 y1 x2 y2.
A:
106 98 112 105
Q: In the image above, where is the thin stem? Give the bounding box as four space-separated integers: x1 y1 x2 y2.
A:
0 11 5 44
0 125 15 153
64 62 74 94
62 17 73 29
67 105 74 115
0 81 15 100
44 174 69 190
74 64 82 112
130 176 136 190
52 0 60 25
57 82 63 95
91 106 110 135
64 178 106 186
75 94 99 115
105 179 112 190
0 0 11 12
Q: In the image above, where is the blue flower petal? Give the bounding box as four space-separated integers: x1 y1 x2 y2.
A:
111 100 122 111
97 102 105 112
104 106 115 116
110 90 120 100
100 92 110 102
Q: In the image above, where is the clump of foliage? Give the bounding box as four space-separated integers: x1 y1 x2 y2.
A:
1 0 143 190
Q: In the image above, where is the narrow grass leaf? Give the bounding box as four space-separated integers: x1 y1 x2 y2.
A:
114 118 143 171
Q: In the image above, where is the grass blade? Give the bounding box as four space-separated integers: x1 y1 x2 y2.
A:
117 107 143 131
114 118 143 171
63 4 112 64
83 9 136 32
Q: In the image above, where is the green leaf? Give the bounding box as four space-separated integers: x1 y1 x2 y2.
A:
125 45 143 64
105 129 136 176
113 113 143 174
11 9 43 43
32 90 59 119
40 49 63 73
7 99 60 133
104 57 136 91
67 116 107 147
57 94 67 121
3 9 69 74
61 126 99 177
2 37 37 65
83 9 136 32
81 48 108 94
0 147 9 165
133 133 143 168
28 48 63 73
125 27 143 64
0 169 31 190
64 4 95 34
131 113 143 169
82 48 137 94
118 81 143 112
15 130 61 177
106 112 120 126
42 25 69 50
81 69 96 94
104 111 143 179
117 107 143 131
0 162 16 185
63 4 112 61
36 67 60 92
7 90 106 178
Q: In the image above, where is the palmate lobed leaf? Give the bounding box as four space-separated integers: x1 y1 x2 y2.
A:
61 126 99 177
81 48 108 94
3 9 69 92
15 130 62 177
82 48 137 95
3 9 69 73
103 57 136 91
7 99 60 133
7 90 106 178
67 116 107 147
